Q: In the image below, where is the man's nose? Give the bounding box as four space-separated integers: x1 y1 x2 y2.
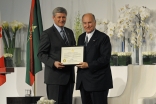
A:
85 23 89 27
60 17 64 21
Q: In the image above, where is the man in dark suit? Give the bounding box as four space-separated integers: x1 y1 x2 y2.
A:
37 7 76 104
76 13 113 104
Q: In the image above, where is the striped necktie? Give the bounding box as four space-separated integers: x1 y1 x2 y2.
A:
85 35 88 46
60 29 69 45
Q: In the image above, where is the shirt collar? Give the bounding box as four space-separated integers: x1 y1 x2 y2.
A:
54 23 64 32
86 29 95 39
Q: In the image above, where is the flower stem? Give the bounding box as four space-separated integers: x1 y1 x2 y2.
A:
2 30 8 48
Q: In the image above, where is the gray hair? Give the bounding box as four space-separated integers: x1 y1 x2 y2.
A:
52 7 67 16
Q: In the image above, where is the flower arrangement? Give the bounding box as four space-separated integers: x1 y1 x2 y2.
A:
111 52 118 55
110 52 118 66
142 51 156 64
73 12 83 44
117 52 132 56
117 52 132 66
96 19 116 38
111 52 132 56
2 20 24 56
3 53 14 67
116 4 152 47
110 52 132 66
96 19 109 33
4 53 13 58
142 51 156 56
37 97 56 104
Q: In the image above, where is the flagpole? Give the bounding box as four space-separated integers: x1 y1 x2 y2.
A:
34 76 36 96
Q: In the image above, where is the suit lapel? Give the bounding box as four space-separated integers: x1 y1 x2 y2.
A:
79 33 86 46
64 29 71 46
52 25 68 46
86 30 98 53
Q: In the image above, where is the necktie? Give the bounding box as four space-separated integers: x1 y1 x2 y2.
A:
85 35 88 46
60 29 69 45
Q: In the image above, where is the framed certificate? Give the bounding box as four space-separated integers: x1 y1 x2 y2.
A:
61 46 84 65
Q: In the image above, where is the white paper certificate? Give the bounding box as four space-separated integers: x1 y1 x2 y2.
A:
61 46 84 65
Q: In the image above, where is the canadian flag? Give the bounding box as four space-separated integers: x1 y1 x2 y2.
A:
0 12 6 86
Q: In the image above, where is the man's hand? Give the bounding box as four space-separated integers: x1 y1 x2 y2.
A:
54 61 65 69
76 62 89 69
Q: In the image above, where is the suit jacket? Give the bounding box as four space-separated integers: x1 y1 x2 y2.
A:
76 29 113 91
37 25 76 85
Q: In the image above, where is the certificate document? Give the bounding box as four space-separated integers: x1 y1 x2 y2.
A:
61 46 84 65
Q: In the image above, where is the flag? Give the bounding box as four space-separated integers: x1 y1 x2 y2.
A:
26 0 43 86
0 12 6 86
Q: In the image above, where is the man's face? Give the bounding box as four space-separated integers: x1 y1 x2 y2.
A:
53 13 67 27
82 14 96 33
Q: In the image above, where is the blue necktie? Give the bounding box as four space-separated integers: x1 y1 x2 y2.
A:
60 29 69 45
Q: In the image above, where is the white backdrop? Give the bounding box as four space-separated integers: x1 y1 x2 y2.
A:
0 0 156 66
1 0 156 29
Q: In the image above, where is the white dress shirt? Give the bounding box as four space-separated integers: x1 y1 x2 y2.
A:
85 30 95 42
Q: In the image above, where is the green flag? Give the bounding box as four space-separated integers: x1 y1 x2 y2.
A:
26 0 43 86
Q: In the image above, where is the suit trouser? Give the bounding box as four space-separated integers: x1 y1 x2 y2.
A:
46 82 74 104
80 85 109 104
